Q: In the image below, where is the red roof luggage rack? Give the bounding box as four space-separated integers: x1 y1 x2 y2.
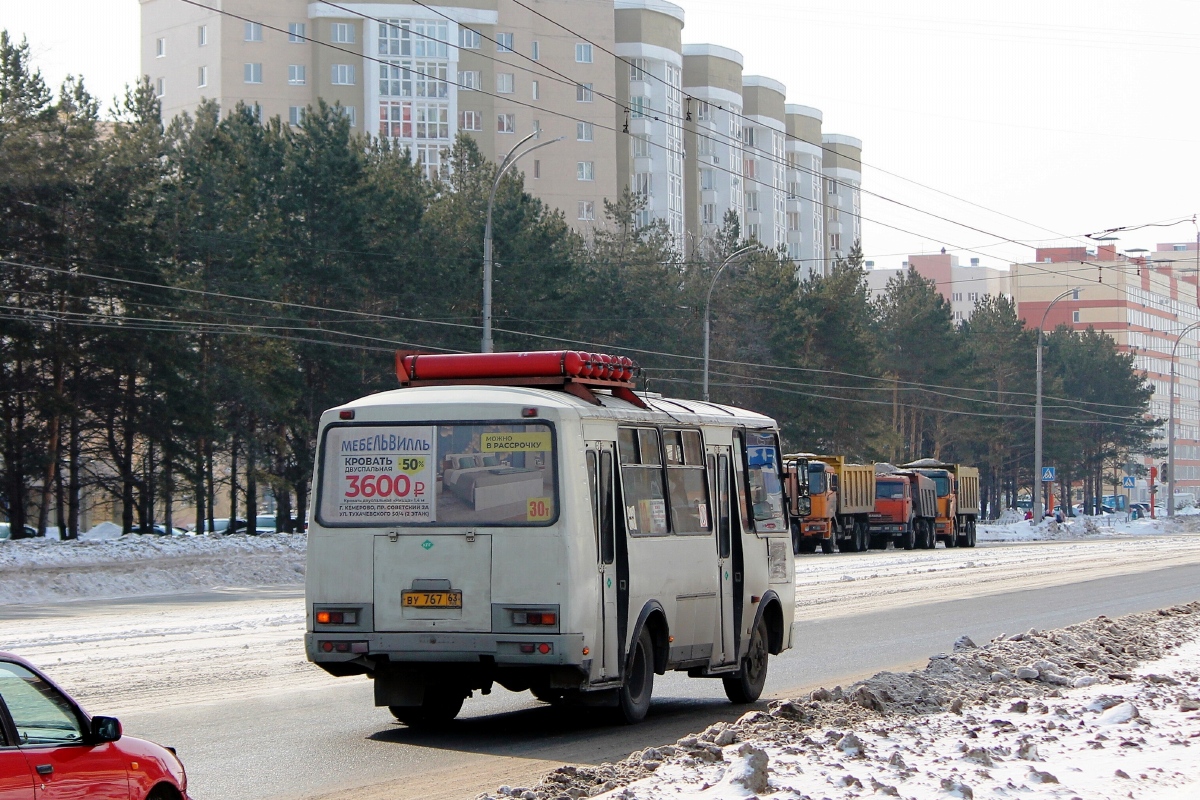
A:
395 350 648 408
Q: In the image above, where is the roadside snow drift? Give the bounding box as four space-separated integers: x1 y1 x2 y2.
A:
0 533 306 604
482 603 1200 800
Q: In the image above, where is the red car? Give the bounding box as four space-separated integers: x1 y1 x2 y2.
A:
0 652 188 799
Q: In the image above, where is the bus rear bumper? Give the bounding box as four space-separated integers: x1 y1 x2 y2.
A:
306 632 587 667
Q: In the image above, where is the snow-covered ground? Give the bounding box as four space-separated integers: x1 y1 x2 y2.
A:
484 603 1200 800
0 532 306 604
979 510 1200 543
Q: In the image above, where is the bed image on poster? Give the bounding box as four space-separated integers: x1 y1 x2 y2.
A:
320 426 436 525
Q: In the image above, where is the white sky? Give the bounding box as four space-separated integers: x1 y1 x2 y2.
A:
2 0 1198 268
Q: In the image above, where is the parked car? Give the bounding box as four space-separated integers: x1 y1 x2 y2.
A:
0 652 189 799
197 518 247 535
252 515 278 535
0 523 38 540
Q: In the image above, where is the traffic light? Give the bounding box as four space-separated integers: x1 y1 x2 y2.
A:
1160 462 1170 483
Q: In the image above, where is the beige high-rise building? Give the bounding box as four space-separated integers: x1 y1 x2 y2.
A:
140 0 860 255
821 133 862 269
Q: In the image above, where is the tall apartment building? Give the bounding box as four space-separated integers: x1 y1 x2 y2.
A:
821 134 862 269
865 252 1012 322
784 105 825 279
1010 244 1200 497
141 0 862 260
681 44 744 254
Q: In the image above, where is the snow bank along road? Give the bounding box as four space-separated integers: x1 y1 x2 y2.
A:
2 535 1200 799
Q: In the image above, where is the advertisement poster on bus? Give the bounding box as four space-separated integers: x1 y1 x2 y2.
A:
320 425 436 524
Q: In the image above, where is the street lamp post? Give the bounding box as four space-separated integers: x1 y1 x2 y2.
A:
703 245 756 402
1167 320 1200 517
1034 287 1082 521
482 132 564 353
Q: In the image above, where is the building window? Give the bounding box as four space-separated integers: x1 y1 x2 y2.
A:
414 102 448 138
532 119 541 138
337 105 356 127
967 292 978 302
577 161 595 181
699 169 715 191
629 96 645 118
497 113 515 133
744 127 757 148
1073 311 1081 323
747 223 761 241
576 83 593 103
533 159 540 179
629 58 648 81
787 211 801 231
632 135 650 157
289 106 305 126
745 191 759 212
743 158 756 180
244 22 263 42
702 203 717 225
828 181 838 195
496 73 514 93
696 101 712 121
244 63 262 84
415 143 449 180
459 110 482 131
156 38 166 58
577 121 593 142
531 80 539 100
1072 289 1080 300
380 101 412 138
531 40 540 61
288 65 306 85
459 70 480 90
634 172 651 198
198 25 207 46
576 43 593 63
952 293 962 302
496 32 514 53
331 23 355 44
459 28 480 49
288 23 306 43
198 66 208 87
155 77 165 97
331 64 355 85
830 233 842 251
578 201 595 221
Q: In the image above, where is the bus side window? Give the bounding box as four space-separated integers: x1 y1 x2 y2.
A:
587 450 599 549
619 427 669 536
600 451 615 564
718 454 731 558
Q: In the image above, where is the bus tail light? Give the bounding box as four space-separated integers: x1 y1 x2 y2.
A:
318 641 368 654
316 610 358 624
512 611 556 625
518 643 553 655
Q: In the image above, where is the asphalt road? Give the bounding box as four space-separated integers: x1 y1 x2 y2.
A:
97 559 1200 800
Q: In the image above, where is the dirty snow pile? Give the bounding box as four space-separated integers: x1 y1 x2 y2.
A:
482 603 1200 800
979 511 1200 543
0 533 306 604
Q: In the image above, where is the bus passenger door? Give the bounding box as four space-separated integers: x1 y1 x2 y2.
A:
587 443 620 681
710 447 737 667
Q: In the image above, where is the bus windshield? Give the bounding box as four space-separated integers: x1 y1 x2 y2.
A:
317 422 557 527
745 432 786 532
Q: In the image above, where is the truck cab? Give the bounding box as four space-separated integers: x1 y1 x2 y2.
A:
793 460 837 554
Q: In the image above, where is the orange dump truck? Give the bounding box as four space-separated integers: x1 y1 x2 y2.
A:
784 454 875 554
902 459 981 548
869 465 938 550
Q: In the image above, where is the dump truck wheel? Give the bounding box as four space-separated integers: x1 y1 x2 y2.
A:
820 536 835 554
903 523 916 551
798 538 818 554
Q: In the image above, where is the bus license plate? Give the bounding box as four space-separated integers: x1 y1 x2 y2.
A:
402 591 462 609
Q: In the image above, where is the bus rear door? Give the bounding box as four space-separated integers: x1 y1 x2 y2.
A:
587 442 620 681
709 446 738 667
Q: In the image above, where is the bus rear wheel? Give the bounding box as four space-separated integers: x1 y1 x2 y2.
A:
389 686 464 728
724 617 769 703
616 628 655 724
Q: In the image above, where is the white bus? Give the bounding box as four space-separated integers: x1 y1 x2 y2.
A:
305 352 795 725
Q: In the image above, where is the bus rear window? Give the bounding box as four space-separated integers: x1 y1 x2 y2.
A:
317 422 557 527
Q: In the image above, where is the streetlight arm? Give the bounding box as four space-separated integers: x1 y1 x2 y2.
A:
703 245 757 402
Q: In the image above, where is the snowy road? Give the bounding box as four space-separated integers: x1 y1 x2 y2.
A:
5 535 1200 799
